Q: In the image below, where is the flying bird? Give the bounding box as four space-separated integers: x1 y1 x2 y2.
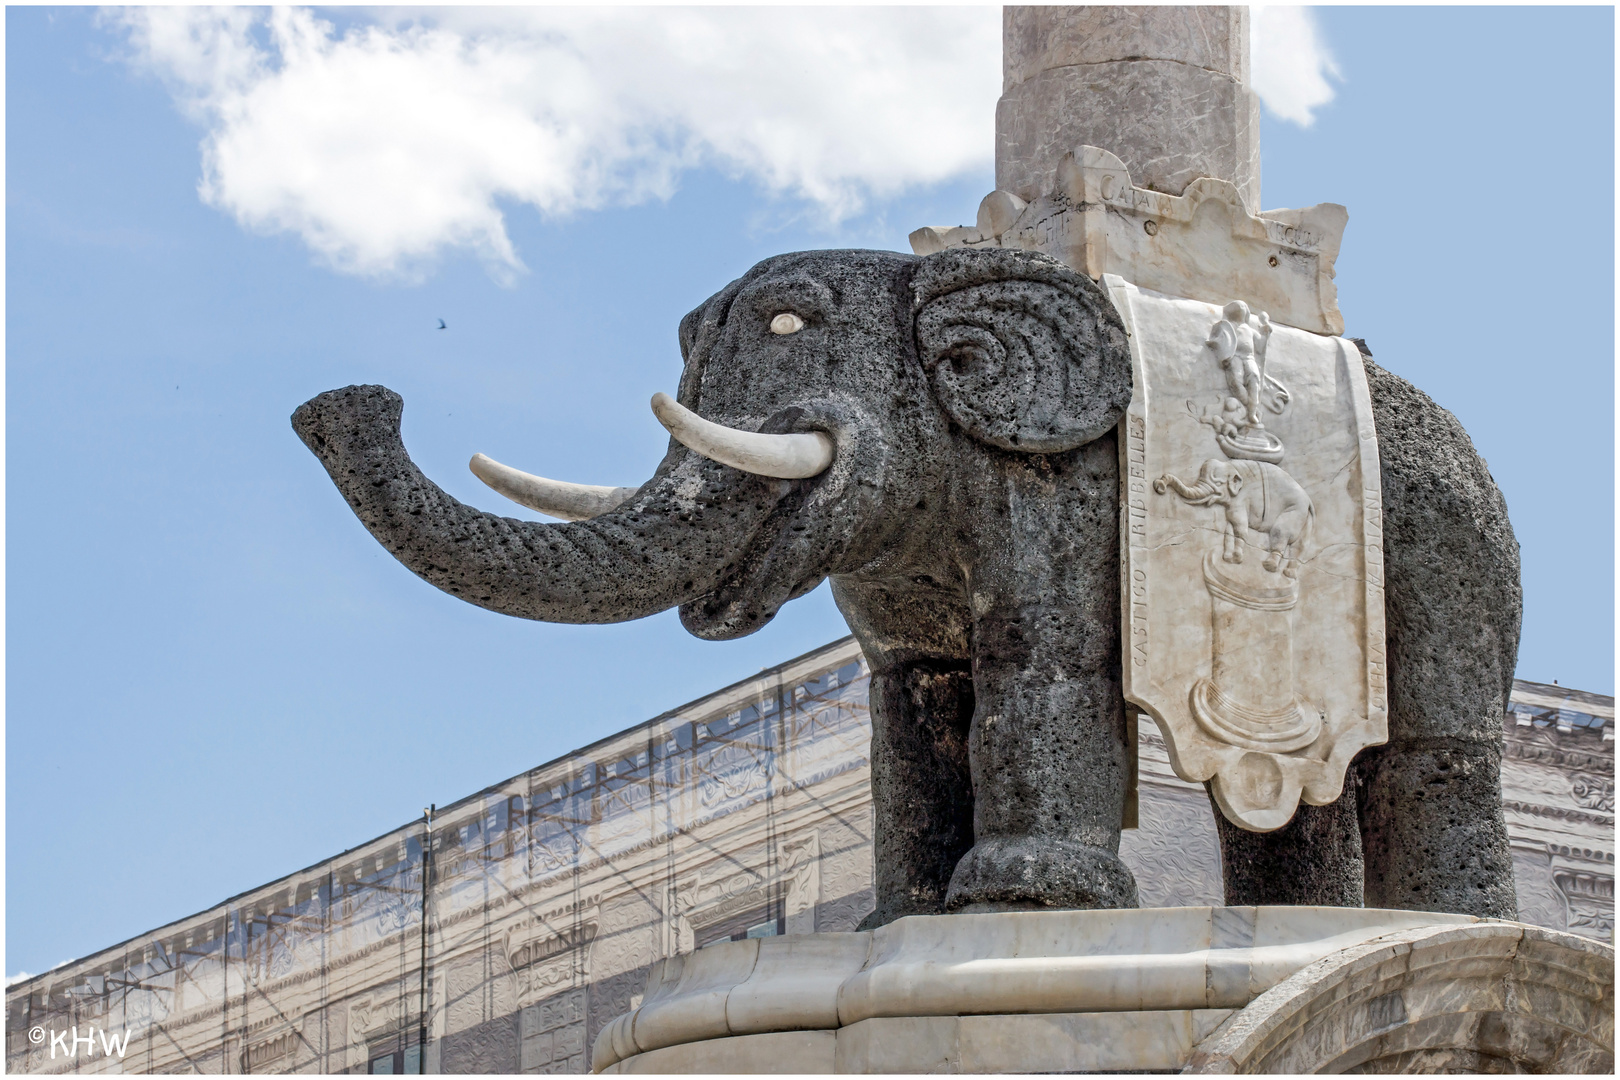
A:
436 318 447 330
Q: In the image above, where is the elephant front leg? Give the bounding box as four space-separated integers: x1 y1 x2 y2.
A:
859 659 976 929
948 648 1138 912
1222 512 1244 563
946 442 1139 913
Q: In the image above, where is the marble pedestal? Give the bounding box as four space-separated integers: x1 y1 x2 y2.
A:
591 906 1612 1074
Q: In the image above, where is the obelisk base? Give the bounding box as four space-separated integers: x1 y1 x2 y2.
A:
591 907 1613 1074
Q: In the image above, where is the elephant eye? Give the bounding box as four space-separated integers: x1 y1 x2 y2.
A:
769 312 805 335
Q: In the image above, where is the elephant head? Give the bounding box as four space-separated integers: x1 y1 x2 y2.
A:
293 247 1129 642
1155 458 1240 505
293 246 1135 920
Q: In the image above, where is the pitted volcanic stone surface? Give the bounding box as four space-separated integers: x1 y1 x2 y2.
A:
293 256 1519 922
1355 352 1520 919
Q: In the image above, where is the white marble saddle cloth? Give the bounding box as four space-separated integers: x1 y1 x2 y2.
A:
1105 276 1388 832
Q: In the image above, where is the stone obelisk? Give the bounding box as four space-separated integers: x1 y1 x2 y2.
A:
994 5 1364 904
997 5 1260 210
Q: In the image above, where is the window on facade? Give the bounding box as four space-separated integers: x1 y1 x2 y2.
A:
1512 704 1608 735
369 1045 422 1074
695 902 784 949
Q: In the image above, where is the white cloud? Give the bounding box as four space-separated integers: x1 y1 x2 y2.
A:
7 959 70 986
114 7 1001 281
1252 7 1342 127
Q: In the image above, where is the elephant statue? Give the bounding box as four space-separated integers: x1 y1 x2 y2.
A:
1155 458 1314 577
293 246 1521 924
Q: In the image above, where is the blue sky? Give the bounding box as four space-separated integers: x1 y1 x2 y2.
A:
7 6 1613 980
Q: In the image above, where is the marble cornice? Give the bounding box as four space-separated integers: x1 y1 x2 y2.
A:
1541 841 1616 867
1501 800 1615 830
1503 734 1613 773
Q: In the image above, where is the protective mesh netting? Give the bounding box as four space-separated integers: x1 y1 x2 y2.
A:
7 640 1610 1074
7 639 874 1075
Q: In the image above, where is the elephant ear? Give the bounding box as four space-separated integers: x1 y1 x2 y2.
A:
911 248 1132 453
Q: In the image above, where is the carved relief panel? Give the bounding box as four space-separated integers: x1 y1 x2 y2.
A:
1106 276 1387 831
504 898 599 1008
1554 869 1614 942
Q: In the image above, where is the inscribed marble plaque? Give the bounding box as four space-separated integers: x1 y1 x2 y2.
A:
1104 276 1387 831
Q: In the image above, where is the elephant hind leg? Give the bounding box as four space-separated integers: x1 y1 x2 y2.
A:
1354 741 1516 917
1360 352 1519 918
1209 782 1363 906
859 659 976 929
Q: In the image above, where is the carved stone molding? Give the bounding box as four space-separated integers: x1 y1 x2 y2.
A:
1554 869 1616 943
1546 843 1616 867
504 897 600 1007
348 993 404 1041
912 146 1348 335
782 832 822 936
1572 775 1615 813
1503 800 1616 829
1504 732 1612 772
667 834 825 952
239 1031 297 1074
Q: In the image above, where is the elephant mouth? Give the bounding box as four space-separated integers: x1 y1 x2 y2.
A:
679 395 892 640
678 478 827 639
467 392 885 642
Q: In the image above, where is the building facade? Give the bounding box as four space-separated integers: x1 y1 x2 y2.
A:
7 638 1612 1074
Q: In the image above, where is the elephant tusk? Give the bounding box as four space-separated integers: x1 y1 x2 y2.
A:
650 392 834 480
468 453 639 522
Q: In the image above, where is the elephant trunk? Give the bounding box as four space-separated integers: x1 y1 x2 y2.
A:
292 385 787 624
1155 473 1216 504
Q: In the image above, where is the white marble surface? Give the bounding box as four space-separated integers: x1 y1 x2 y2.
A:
1184 922 1615 1073
601 1030 836 1074
590 906 1477 1072
833 1009 1233 1074
911 146 1347 336
1106 277 1386 831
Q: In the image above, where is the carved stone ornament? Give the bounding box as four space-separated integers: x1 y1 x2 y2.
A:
911 146 1349 336
1105 275 1387 831
503 898 599 1006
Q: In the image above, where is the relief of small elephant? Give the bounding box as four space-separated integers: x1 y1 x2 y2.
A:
293 246 1522 924
1155 458 1314 577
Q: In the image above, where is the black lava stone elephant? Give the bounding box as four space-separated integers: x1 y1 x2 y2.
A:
294 247 1521 925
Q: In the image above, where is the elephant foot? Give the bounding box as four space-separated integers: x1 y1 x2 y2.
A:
944 836 1139 912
